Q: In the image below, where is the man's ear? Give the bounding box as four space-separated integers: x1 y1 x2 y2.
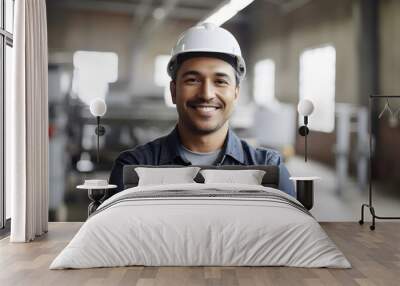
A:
234 85 240 101
170 80 176 104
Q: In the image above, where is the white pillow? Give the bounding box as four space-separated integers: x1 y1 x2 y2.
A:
135 167 201 186
200 169 266 185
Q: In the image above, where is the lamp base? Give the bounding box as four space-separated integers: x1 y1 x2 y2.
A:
95 125 106 136
298 126 309 136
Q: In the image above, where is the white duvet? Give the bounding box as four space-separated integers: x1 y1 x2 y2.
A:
50 183 351 269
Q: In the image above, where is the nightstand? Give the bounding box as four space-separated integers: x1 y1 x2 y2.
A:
289 177 321 210
76 184 117 217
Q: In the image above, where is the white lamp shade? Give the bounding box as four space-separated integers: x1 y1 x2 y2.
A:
90 98 107 117
297 99 314 116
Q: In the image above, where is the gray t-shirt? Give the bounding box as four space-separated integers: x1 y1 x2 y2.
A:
178 144 221 166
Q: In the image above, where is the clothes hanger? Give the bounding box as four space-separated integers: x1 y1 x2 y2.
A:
378 97 394 119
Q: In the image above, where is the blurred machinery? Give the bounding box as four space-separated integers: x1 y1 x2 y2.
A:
48 62 179 221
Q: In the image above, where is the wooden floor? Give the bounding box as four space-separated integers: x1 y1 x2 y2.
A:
0 222 399 286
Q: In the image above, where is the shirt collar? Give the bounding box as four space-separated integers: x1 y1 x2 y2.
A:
159 125 245 165
222 128 245 164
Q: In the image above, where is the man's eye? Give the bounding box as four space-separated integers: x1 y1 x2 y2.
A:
185 78 199 83
216 80 228 85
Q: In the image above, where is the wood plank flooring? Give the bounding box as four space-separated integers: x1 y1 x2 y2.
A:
0 222 399 286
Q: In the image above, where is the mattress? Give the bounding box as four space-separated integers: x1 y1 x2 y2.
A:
50 183 351 269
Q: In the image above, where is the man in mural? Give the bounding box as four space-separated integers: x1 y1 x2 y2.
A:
109 23 295 197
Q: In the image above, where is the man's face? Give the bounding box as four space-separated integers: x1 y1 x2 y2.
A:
170 57 239 135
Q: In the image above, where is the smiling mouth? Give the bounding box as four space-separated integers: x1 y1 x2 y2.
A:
190 104 221 118
193 106 219 111
189 104 221 110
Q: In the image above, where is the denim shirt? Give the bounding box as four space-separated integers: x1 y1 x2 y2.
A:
109 125 295 197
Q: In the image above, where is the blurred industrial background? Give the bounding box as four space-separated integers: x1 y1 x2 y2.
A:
42 0 400 222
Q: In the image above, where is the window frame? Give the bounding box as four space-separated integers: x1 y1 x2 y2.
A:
0 0 14 233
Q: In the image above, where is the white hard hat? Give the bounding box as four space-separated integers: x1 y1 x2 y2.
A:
167 22 246 82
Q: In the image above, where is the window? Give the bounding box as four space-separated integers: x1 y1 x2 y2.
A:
154 55 170 87
253 58 277 108
5 45 11 221
1 0 14 231
72 51 118 105
299 45 336 133
5 0 13 33
154 54 174 108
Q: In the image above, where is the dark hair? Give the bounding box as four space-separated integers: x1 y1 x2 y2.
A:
171 52 240 86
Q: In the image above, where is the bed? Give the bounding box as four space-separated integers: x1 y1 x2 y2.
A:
50 165 351 269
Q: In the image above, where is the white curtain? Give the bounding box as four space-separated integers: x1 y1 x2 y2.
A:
7 0 49 242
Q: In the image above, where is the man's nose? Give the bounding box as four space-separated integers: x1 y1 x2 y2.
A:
199 79 215 100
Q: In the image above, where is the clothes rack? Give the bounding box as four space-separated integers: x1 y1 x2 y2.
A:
359 95 400 230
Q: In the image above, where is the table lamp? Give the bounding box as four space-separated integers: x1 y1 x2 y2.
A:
89 98 107 163
297 99 315 162
76 98 116 217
